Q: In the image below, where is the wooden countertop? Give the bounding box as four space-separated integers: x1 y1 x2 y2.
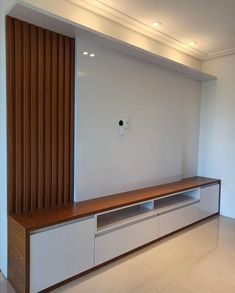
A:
10 176 220 231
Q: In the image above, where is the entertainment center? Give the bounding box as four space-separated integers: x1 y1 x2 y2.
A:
9 176 220 293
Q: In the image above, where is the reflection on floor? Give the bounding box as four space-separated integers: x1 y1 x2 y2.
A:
2 215 235 293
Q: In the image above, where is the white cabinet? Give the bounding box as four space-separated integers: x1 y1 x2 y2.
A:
30 217 95 293
29 183 220 292
95 216 159 266
198 184 220 219
159 203 199 237
159 184 220 238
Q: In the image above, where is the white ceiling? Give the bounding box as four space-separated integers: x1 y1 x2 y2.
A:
77 0 235 59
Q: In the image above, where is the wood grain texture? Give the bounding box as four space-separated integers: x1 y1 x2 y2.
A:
45 30 52 208
15 19 24 213
64 37 70 204
11 176 221 231
8 216 29 293
23 22 31 211
38 26 46 209
30 24 38 210
69 40 75 202
58 35 65 206
6 16 75 214
51 32 59 207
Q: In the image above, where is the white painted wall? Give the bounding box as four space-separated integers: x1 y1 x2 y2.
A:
3 0 16 12
0 0 8 277
198 54 235 219
75 37 201 201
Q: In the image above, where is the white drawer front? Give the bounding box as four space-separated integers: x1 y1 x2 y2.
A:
199 184 220 219
159 203 199 237
30 218 95 293
95 216 159 266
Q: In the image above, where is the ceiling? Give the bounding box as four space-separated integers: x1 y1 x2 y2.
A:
71 0 235 60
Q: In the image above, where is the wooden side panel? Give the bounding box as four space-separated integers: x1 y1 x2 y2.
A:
6 16 75 214
8 217 28 293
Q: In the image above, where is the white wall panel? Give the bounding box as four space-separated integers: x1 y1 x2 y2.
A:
199 55 235 218
75 37 201 201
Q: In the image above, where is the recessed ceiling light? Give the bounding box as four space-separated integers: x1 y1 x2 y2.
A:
189 41 197 46
89 53 95 57
83 51 89 55
152 21 161 28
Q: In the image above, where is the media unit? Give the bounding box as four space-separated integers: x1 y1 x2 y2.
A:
8 176 220 293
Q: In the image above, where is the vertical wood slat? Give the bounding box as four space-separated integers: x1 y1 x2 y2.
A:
38 27 46 209
30 25 38 210
45 30 52 207
58 35 65 206
14 19 24 213
6 16 15 214
64 38 70 204
6 16 75 214
23 22 31 212
51 32 59 207
70 40 75 202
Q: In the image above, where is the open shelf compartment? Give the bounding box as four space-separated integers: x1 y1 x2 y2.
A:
155 188 200 215
96 200 155 235
96 188 200 235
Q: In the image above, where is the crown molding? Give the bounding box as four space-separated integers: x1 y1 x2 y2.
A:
205 48 235 60
67 0 235 62
67 0 206 60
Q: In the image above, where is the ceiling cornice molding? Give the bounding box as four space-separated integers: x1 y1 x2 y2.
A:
67 0 235 62
205 48 235 60
67 0 206 60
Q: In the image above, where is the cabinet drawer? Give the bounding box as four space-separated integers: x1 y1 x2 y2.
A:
95 216 159 266
159 203 199 237
30 217 95 293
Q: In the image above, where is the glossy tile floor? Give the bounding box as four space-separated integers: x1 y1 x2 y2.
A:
2 215 235 293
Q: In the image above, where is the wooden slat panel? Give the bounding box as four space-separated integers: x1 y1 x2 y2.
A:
30 24 38 210
58 35 65 205
14 19 24 213
45 30 52 207
23 22 31 212
6 16 75 214
6 16 16 213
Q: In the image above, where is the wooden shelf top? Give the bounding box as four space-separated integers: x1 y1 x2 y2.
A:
10 176 220 231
